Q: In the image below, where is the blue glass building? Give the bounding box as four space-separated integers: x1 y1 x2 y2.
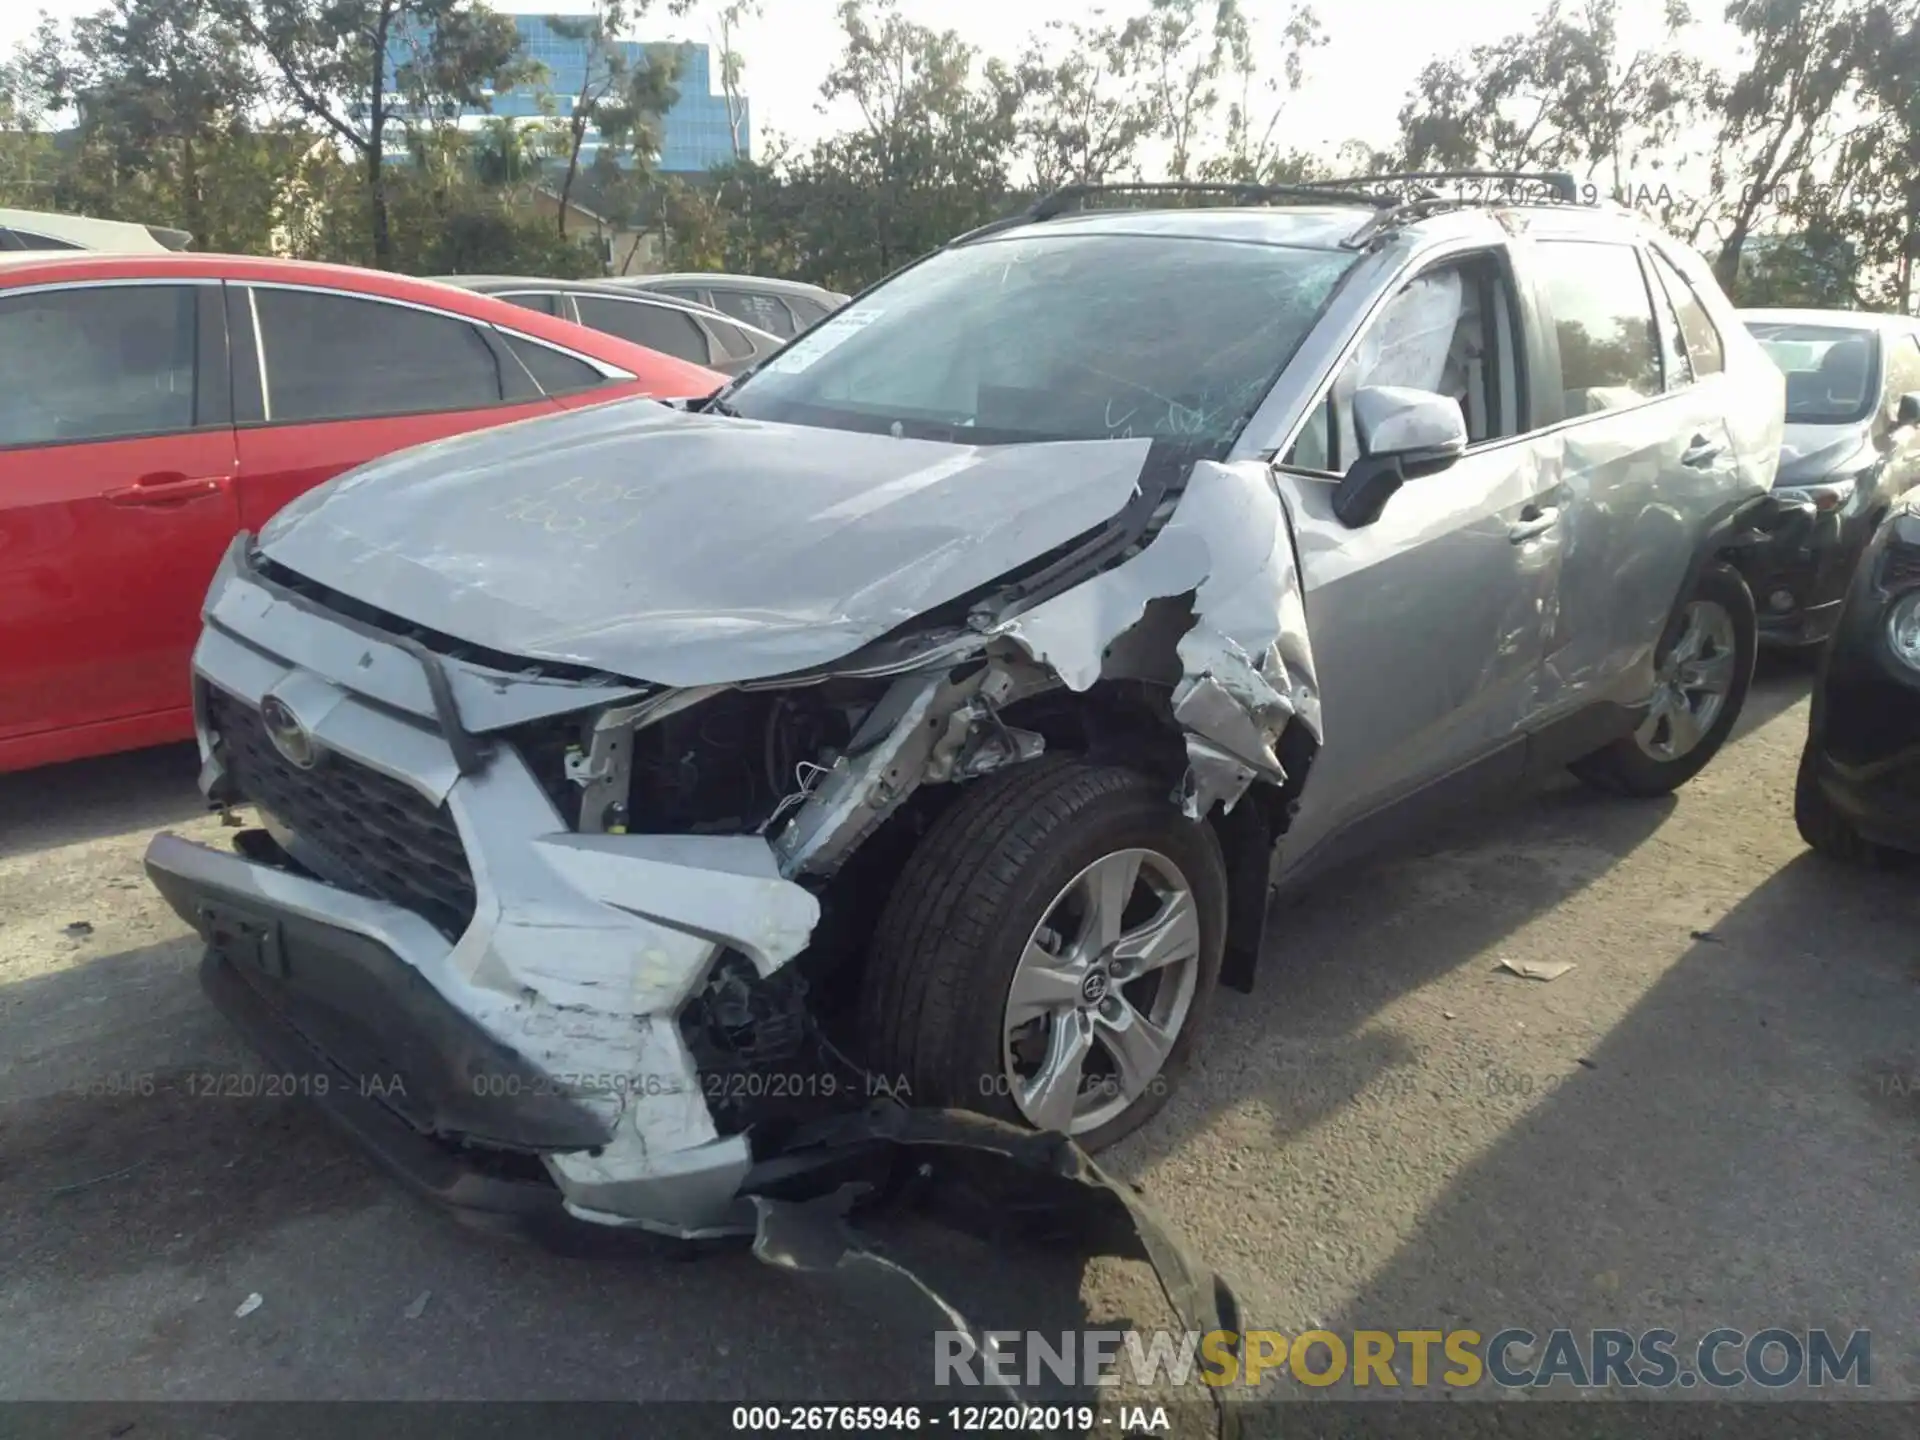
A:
387 13 749 173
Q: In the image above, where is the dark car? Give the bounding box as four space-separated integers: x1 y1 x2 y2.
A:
435 275 783 376
616 272 848 337
1795 490 1920 863
1740 309 1920 648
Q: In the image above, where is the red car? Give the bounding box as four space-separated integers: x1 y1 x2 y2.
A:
0 252 722 773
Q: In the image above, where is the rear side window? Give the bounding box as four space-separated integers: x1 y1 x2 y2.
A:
0 284 197 446
1535 240 1662 413
2 228 85 251
499 291 559 316
572 295 711 365
704 315 762 362
253 288 504 423
503 334 612 396
711 288 794 336
1646 248 1724 379
784 295 832 330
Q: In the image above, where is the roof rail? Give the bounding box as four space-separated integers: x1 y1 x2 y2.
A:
1296 170 1587 206
946 179 1399 246
1026 180 1399 220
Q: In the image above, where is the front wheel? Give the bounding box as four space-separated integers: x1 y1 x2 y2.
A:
1570 562 1756 797
1793 744 1882 865
860 760 1228 1150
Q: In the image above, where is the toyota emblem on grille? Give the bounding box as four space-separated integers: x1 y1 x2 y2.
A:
259 695 319 770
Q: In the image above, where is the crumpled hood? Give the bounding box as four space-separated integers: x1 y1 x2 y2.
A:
1775 420 1874 485
258 399 1152 686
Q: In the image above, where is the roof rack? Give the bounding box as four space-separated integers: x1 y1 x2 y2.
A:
946 172 1592 252
1027 180 1399 220
947 179 1398 246
1295 170 1586 205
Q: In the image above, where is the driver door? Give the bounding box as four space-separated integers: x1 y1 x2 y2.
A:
1273 246 1565 880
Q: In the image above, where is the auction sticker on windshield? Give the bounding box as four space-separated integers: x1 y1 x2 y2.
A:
765 307 882 373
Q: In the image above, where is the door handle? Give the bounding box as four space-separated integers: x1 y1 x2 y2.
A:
1681 435 1725 468
104 472 223 506
1509 504 1561 542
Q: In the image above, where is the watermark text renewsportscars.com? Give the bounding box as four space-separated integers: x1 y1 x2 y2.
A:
935 1327 1871 1390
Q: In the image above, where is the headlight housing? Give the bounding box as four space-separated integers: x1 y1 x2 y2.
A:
1774 474 1859 513
1888 591 1920 671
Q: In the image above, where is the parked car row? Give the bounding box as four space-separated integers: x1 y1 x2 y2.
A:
435 275 786 375
1736 309 1920 648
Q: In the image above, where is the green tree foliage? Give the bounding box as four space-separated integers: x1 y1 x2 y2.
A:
0 0 1912 312
215 0 528 263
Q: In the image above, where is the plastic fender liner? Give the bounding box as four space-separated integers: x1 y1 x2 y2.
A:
747 1104 1244 1440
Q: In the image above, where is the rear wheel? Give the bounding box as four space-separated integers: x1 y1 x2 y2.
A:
1571 562 1755 797
861 760 1227 1150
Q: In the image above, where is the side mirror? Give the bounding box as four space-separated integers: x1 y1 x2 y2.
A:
1332 386 1469 528
1896 392 1920 428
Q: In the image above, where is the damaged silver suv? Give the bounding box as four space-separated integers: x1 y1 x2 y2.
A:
146 176 1788 1240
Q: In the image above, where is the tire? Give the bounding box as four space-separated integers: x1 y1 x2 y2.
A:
1570 562 1756 798
861 759 1228 1151
1793 743 1881 866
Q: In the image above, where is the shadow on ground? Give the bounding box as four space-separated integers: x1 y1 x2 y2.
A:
1313 847 1920 1397
0 744 204 861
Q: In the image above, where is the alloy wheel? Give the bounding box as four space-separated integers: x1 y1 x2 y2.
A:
1001 847 1202 1136
1635 598 1738 762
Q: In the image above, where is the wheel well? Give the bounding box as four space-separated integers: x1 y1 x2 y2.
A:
805 680 1314 1019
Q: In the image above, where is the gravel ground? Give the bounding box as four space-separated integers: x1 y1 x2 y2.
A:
2 658 1916 1422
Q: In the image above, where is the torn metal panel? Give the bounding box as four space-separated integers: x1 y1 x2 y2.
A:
1177 737 1259 821
1000 460 1321 816
256 403 1153 687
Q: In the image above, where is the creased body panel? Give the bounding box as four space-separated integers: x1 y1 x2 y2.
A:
1001 460 1321 817
258 402 1152 686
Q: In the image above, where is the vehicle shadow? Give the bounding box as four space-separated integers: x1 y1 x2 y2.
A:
1312 850 1920 1396
1115 659 1811 1179
0 743 205 862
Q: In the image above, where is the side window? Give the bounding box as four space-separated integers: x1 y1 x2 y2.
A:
572 296 710 364
6 230 85 251
1646 248 1724 379
1285 252 1520 473
784 296 831 332
0 284 198 447
712 288 794 336
503 334 613 397
1535 240 1662 414
704 315 761 362
499 291 559 316
253 288 505 423
1642 251 1692 392
1883 333 1920 416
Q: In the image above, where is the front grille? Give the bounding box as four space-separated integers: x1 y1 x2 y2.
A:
206 687 477 940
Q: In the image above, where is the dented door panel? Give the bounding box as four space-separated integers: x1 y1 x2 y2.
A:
1273 435 1560 876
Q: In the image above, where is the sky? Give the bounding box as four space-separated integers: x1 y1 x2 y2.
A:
3 0 1727 164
